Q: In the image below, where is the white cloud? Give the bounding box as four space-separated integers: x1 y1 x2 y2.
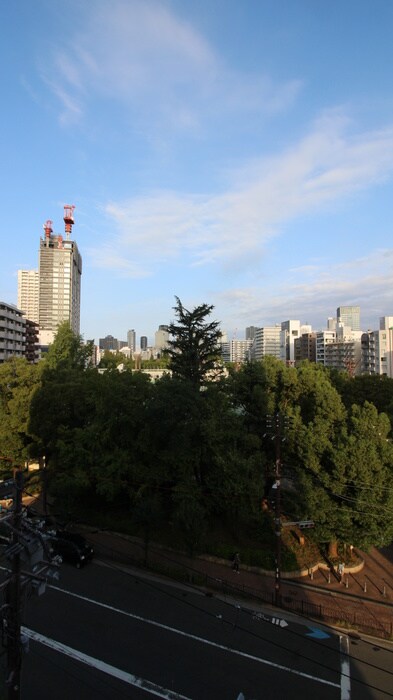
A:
216 249 393 331
41 0 301 128
91 115 393 276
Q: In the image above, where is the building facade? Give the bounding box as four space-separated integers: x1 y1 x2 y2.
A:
127 329 136 352
280 320 302 365
294 332 317 364
17 270 39 324
250 325 281 361
38 212 82 346
221 339 253 364
0 302 26 363
337 305 360 331
361 316 393 377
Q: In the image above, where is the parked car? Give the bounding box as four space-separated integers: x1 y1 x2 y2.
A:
49 530 94 568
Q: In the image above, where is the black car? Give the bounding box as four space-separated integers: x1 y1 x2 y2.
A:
49 530 94 568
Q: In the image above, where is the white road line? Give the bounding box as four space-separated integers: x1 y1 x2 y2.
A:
47 584 340 689
339 635 351 700
22 627 191 700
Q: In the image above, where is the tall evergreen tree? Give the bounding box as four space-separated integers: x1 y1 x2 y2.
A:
165 297 222 388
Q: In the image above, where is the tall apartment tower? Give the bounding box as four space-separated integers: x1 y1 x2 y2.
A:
38 206 82 345
337 306 360 331
140 335 148 351
17 269 39 323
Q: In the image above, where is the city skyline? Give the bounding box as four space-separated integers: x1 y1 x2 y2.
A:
2 1 393 342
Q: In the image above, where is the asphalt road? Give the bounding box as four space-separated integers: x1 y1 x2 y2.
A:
16 559 393 699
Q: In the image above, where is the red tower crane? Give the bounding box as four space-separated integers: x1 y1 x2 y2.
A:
63 204 75 239
43 220 53 239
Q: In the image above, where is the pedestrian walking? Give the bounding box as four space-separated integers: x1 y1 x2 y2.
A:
338 561 344 582
232 552 240 573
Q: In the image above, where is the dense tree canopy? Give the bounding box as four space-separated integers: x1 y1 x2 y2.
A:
0 319 391 556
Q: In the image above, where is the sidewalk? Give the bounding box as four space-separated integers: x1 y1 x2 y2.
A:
82 527 393 640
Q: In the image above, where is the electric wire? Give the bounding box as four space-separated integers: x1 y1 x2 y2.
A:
72 536 393 695
26 638 133 699
88 554 393 698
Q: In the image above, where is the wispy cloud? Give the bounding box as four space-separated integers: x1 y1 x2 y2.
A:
216 248 393 330
41 0 301 129
91 114 393 276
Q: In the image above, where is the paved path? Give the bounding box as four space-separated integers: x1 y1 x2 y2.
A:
83 528 393 640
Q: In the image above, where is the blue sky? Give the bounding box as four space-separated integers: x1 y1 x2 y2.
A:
2 0 393 344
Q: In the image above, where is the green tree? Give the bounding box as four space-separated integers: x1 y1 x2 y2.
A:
165 297 222 388
0 358 43 471
45 321 93 371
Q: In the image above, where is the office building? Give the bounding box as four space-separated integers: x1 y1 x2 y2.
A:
38 206 82 345
99 335 119 351
140 336 148 351
250 325 281 361
337 306 360 331
127 329 136 352
155 325 169 353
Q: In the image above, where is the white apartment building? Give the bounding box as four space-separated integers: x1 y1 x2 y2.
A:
280 321 308 365
361 316 393 377
17 269 39 323
316 330 336 365
221 339 253 364
0 302 26 363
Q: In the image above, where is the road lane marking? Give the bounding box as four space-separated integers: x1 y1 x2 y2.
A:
47 584 340 689
22 627 191 700
340 635 351 700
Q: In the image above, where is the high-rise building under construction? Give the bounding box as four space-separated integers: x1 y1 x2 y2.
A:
38 206 82 345
19 205 82 346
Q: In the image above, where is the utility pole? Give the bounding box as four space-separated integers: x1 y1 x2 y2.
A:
273 414 282 608
0 468 61 698
5 470 23 699
265 413 288 608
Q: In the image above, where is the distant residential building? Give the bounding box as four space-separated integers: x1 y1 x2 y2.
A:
361 316 393 377
24 318 39 363
280 320 303 365
17 270 39 324
221 339 253 364
294 332 317 364
337 305 360 331
140 335 148 351
316 330 336 365
251 325 281 361
324 336 362 375
0 302 26 363
127 329 136 352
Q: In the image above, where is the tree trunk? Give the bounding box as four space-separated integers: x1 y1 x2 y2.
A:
328 540 338 559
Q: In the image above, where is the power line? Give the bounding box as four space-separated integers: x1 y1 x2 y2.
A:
82 554 393 697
